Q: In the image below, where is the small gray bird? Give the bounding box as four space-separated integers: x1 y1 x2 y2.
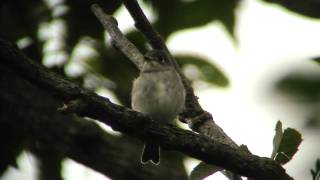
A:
131 50 186 164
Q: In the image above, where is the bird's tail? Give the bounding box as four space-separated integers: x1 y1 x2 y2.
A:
141 143 160 165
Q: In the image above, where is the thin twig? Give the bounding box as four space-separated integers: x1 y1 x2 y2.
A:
122 0 167 51
121 0 178 68
91 4 145 70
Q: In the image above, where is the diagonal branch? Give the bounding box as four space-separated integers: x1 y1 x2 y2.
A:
91 4 145 70
119 2 242 178
0 67 187 180
121 0 238 148
122 0 167 51
0 39 292 180
92 2 236 149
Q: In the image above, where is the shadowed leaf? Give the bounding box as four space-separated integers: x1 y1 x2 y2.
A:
175 55 229 87
312 57 320 65
275 74 320 101
271 121 302 165
271 121 283 159
144 0 238 39
274 69 320 128
311 159 320 180
263 0 320 18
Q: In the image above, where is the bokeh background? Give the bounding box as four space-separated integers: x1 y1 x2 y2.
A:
1 0 320 179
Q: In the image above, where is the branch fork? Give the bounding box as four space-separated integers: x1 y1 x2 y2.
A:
88 2 292 179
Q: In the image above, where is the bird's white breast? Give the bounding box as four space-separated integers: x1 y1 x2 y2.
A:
131 68 185 124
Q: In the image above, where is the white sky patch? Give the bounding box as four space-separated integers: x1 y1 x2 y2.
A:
113 1 155 34
16 37 33 49
1 152 37 180
62 159 109 180
65 39 98 77
40 19 68 67
94 88 122 136
184 158 228 180
167 0 320 179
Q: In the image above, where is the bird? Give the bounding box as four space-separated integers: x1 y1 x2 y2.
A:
131 49 186 164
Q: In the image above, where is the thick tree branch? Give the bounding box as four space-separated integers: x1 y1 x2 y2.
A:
0 39 292 180
1 65 187 180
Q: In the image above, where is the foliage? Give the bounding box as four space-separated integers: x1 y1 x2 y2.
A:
311 159 320 180
175 55 229 87
313 57 320 65
0 0 233 178
0 0 319 179
145 0 238 38
263 0 320 18
271 121 302 165
274 71 320 129
192 121 302 179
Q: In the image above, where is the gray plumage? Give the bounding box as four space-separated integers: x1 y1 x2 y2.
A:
131 50 185 164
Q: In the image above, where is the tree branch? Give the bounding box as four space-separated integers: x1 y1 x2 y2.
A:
120 0 238 148
0 39 292 180
121 0 167 51
1 63 187 180
91 4 145 70
95 2 240 178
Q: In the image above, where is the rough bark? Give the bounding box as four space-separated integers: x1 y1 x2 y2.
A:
0 58 187 180
0 39 293 180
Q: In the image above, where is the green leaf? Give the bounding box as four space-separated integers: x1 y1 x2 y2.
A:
274 70 320 129
190 162 221 180
275 73 320 102
271 121 283 159
271 121 302 165
175 55 229 87
311 159 320 180
312 57 320 65
263 0 320 18
147 0 238 39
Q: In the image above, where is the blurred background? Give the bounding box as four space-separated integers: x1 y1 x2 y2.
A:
1 0 320 179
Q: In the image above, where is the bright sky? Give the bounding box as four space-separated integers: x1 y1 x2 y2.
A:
3 0 320 180
167 0 320 179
